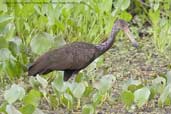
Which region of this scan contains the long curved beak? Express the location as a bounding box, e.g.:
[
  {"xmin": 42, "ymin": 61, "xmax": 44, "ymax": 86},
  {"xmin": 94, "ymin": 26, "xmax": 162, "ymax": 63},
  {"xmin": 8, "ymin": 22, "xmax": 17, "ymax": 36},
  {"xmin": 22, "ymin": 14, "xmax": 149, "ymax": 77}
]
[{"xmin": 124, "ymin": 27, "xmax": 138, "ymax": 48}]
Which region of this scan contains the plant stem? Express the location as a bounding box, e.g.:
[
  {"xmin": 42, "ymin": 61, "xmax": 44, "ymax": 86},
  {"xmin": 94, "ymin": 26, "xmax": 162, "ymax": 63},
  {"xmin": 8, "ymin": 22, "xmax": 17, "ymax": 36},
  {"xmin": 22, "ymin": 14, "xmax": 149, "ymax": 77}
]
[{"xmin": 77, "ymin": 98, "xmax": 81, "ymax": 109}]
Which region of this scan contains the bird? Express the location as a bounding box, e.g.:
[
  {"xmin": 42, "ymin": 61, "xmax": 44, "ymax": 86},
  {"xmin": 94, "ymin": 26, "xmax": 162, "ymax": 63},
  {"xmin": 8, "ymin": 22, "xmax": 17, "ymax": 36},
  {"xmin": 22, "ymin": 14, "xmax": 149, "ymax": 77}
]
[{"xmin": 28, "ymin": 19, "xmax": 138, "ymax": 81}]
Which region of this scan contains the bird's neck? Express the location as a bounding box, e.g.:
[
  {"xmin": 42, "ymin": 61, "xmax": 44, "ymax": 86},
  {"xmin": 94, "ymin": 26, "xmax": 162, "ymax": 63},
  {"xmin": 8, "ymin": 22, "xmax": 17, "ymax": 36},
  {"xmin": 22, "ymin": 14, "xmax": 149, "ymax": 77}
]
[{"xmin": 96, "ymin": 26, "xmax": 119, "ymax": 55}]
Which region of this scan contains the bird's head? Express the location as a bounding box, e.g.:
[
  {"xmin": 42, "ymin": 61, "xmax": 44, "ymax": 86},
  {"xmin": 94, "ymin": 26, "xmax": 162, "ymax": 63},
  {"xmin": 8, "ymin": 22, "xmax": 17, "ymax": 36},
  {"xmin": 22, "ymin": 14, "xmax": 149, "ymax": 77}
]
[{"xmin": 115, "ymin": 19, "xmax": 138, "ymax": 48}]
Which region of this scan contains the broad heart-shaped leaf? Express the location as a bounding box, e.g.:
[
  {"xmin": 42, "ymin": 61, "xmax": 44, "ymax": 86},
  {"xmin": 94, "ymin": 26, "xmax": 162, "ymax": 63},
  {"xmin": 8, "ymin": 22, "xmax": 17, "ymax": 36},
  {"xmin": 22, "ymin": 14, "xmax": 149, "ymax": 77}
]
[
  {"xmin": 8, "ymin": 41, "xmax": 19, "ymax": 57},
  {"xmin": 0, "ymin": 15, "xmax": 14, "ymax": 23},
  {"xmin": 6, "ymin": 104, "xmax": 22, "ymax": 114},
  {"xmin": 23, "ymin": 89, "xmax": 41, "ymax": 107},
  {"xmin": 122, "ymin": 79, "xmax": 142, "ymax": 92},
  {"xmin": 51, "ymin": 73, "xmax": 67, "ymax": 93},
  {"xmin": 121, "ymin": 90, "xmax": 134, "ymax": 107},
  {"xmin": 3, "ymin": 23, "xmax": 15, "ymax": 41},
  {"xmin": 119, "ymin": 11, "xmax": 132, "ymax": 21},
  {"xmin": 152, "ymin": 76, "xmax": 166, "ymax": 93},
  {"xmin": 0, "ymin": 48, "xmax": 15, "ymax": 61},
  {"xmin": 30, "ymin": 32, "xmax": 54, "ymax": 55},
  {"xmin": 36, "ymin": 75, "xmax": 48, "ymax": 89},
  {"xmin": 54, "ymin": 36, "xmax": 66, "ymax": 48},
  {"xmin": 29, "ymin": 76, "xmax": 41, "ymax": 88},
  {"xmin": 92, "ymin": 91, "xmax": 104, "ymax": 106},
  {"xmin": 10, "ymin": 37, "xmax": 22, "ymax": 46},
  {"xmin": 71, "ymin": 82, "xmax": 85, "ymax": 99},
  {"xmin": 4, "ymin": 59, "xmax": 23, "ymax": 79},
  {"xmin": 93, "ymin": 74, "xmax": 115, "ymax": 93},
  {"xmin": 8, "ymin": 37, "xmax": 22, "ymax": 55},
  {"xmin": 158, "ymin": 84, "xmax": 171, "ymax": 105},
  {"xmin": 120, "ymin": 0, "xmax": 130, "ymax": 10},
  {"xmin": 166, "ymin": 71, "xmax": 171, "ymax": 84},
  {"xmin": 134, "ymin": 87, "xmax": 150, "ymax": 108},
  {"xmin": 82, "ymin": 104, "xmax": 94, "ymax": 114},
  {"xmin": 98, "ymin": 0, "xmax": 112, "ymax": 12},
  {"xmin": 114, "ymin": 0, "xmax": 130, "ymax": 11},
  {"xmin": 4, "ymin": 84, "xmax": 25, "ymax": 104},
  {"xmin": 20, "ymin": 104, "xmax": 35, "ymax": 114}
]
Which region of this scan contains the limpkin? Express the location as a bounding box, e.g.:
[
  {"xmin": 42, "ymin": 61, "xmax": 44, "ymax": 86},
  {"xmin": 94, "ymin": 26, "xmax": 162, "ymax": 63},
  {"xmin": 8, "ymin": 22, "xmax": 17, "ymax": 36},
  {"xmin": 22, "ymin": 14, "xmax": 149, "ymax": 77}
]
[{"xmin": 28, "ymin": 19, "xmax": 138, "ymax": 81}]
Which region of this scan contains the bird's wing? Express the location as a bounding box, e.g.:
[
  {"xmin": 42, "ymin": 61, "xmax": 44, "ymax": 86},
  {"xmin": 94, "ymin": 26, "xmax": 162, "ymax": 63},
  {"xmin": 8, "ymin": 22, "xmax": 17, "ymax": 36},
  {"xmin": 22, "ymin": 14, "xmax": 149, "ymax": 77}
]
[
  {"xmin": 47, "ymin": 42, "xmax": 98, "ymax": 70},
  {"xmin": 28, "ymin": 42, "xmax": 98, "ymax": 76}
]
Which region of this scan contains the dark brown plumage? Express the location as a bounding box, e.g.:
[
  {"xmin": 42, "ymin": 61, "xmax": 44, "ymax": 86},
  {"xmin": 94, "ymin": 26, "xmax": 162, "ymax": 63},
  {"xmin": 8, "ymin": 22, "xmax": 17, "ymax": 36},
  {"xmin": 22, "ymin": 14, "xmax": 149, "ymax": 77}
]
[{"xmin": 28, "ymin": 19, "xmax": 138, "ymax": 81}]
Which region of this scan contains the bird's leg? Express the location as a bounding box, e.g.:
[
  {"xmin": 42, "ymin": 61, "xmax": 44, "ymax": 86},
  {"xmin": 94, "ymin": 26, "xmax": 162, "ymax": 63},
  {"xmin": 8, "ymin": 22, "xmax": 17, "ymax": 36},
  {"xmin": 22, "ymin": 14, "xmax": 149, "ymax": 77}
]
[{"xmin": 64, "ymin": 70, "xmax": 79, "ymax": 81}]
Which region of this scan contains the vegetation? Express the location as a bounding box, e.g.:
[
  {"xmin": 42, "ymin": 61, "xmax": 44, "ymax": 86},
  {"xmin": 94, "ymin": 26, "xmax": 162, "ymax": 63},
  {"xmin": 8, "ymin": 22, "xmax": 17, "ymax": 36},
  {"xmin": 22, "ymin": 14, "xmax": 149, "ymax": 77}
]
[{"xmin": 0, "ymin": 0, "xmax": 171, "ymax": 113}]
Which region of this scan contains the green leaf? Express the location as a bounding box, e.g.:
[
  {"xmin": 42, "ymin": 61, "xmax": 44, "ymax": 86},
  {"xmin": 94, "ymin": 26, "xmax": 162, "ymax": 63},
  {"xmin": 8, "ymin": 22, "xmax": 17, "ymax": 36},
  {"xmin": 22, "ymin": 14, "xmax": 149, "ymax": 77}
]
[
  {"xmin": 152, "ymin": 76, "xmax": 166, "ymax": 93},
  {"xmin": 93, "ymin": 74, "xmax": 115, "ymax": 93},
  {"xmin": 158, "ymin": 84, "xmax": 171, "ymax": 105},
  {"xmin": 164, "ymin": 97, "xmax": 171, "ymax": 106},
  {"xmin": 134, "ymin": 87, "xmax": 150, "ymax": 107},
  {"xmin": 0, "ymin": 15, "xmax": 14, "ymax": 23},
  {"xmin": 61, "ymin": 93, "xmax": 73, "ymax": 110},
  {"xmin": 149, "ymin": 87, "xmax": 156, "ymax": 100},
  {"xmin": 0, "ymin": 1, "xmax": 7, "ymax": 12},
  {"xmin": 83, "ymin": 86, "xmax": 94, "ymax": 97},
  {"xmin": 119, "ymin": 11, "xmax": 132, "ymax": 21},
  {"xmin": 4, "ymin": 84, "xmax": 25, "ymax": 104},
  {"xmin": 33, "ymin": 108, "xmax": 44, "ymax": 114},
  {"xmin": 148, "ymin": 10, "xmax": 160, "ymax": 26},
  {"xmin": 166, "ymin": 71, "xmax": 171, "ymax": 84},
  {"xmin": 8, "ymin": 41, "xmax": 19, "ymax": 56},
  {"xmin": 0, "ymin": 37, "xmax": 8, "ymax": 49},
  {"xmin": 115, "ymin": 0, "xmax": 130, "ymax": 11},
  {"xmin": 121, "ymin": 0, "xmax": 130, "ymax": 10},
  {"xmin": 75, "ymin": 72, "xmax": 84, "ymax": 83},
  {"xmin": 36, "ymin": 75, "xmax": 48, "ymax": 89},
  {"xmin": 121, "ymin": 90, "xmax": 134, "ymax": 107},
  {"xmin": 23, "ymin": 89, "xmax": 41, "ymax": 107},
  {"xmin": 55, "ymin": 36, "xmax": 66, "ymax": 48},
  {"xmin": 52, "ymin": 73, "xmax": 67, "ymax": 93},
  {"xmin": 122, "ymin": 79, "xmax": 142, "ymax": 92},
  {"xmin": 0, "ymin": 102, "xmax": 8, "ymax": 113},
  {"xmin": 92, "ymin": 92, "xmax": 104, "ymax": 106},
  {"xmin": 153, "ymin": 0, "xmax": 160, "ymax": 11},
  {"xmin": 34, "ymin": 5, "xmax": 42, "ymax": 16},
  {"xmin": 6, "ymin": 104, "xmax": 22, "ymax": 114},
  {"xmin": 20, "ymin": 104, "xmax": 35, "ymax": 114},
  {"xmin": 3, "ymin": 23, "xmax": 15, "ymax": 41},
  {"xmin": 98, "ymin": 0, "xmax": 113, "ymax": 12},
  {"xmin": 82, "ymin": 104, "xmax": 94, "ymax": 114},
  {"xmin": 4, "ymin": 59, "xmax": 23, "ymax": 78},
  {"xmin": 0, "ymin": 48, "xmax": 15, "ymax": 61},
  {"xmin": 29, "ymin": 76, "xmax": 40, "ymax": 88},
  {"xmin": 72, "ymin": 82, "xmax": 85, "ymax": 99},
  {"xmin": 49, "ymin": 95, "xmax": 59, "ymax": 108},
  {"xmin": 30, "ymin": 32, "xmax": 54, "ymax": 55}
]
